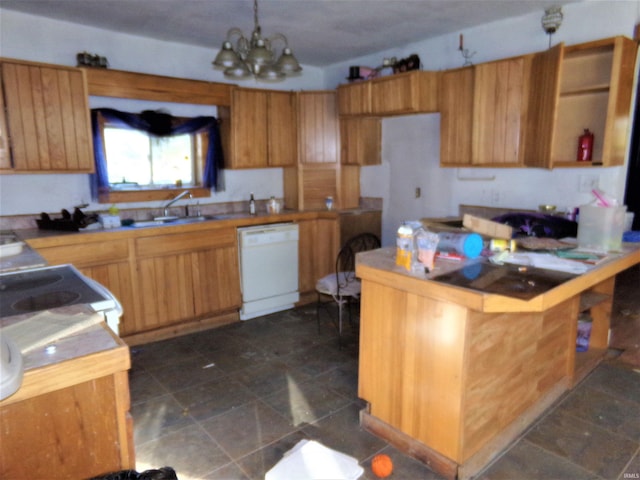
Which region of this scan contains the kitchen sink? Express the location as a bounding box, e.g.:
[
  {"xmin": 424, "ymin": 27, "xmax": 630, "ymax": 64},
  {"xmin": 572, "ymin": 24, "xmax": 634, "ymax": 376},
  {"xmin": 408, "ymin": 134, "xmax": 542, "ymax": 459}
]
[{"xmin": 130, "ymin": 213, "xmax": 249, "ymax": 228}]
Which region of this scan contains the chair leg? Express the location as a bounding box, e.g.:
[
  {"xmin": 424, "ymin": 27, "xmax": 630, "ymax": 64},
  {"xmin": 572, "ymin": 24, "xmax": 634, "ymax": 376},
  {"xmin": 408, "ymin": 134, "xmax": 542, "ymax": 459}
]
[{"xmin": 316, "ymin": 293, "xmax": 322, "ymax": 334}]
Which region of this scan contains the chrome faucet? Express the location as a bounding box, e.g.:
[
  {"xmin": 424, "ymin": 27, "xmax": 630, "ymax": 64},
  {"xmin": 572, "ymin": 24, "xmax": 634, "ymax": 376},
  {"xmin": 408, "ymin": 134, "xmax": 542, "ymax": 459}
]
[{"xmin": 163, "ymin": 190, "xmax": 191, "ymax": 217}]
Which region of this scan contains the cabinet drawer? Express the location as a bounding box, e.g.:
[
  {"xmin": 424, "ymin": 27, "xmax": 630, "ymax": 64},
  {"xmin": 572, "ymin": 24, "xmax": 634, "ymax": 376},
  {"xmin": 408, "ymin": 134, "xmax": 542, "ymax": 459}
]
[
  {"xmin": 36, "ymin": 239, "xmax": 129, "ymax": 266},
  {"xmin": 135, "ymin": 228, "xmax": 236, "ymax": 257}
]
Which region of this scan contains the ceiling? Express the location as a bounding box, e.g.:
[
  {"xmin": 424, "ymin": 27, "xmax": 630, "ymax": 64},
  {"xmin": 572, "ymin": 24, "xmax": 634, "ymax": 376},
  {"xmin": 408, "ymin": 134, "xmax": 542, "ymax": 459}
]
[{"xmin": 0, "ymin": 0, "xmax": 581, "ymax": 67}]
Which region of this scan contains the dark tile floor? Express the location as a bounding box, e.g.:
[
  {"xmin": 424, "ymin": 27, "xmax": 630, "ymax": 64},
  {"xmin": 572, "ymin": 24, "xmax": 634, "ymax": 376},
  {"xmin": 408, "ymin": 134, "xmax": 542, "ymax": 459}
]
[{"xmin": 129, "ymin": 266, "xmax": 640, "ymax": 480}]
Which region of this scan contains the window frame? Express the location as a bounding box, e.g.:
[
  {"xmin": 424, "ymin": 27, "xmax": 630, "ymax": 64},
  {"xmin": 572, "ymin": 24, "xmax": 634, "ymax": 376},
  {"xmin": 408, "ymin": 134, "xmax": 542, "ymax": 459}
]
[{"xmin": 95, "ymin": 111, "xmax": 211, "ymax": 204}]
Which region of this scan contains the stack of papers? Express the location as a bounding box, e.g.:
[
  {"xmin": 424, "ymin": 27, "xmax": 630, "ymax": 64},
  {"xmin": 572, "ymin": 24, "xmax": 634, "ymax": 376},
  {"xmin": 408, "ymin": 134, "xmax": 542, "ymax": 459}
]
[{"xmin": 265, "ymin": 440, "xmax": 363, "ymax": 480}]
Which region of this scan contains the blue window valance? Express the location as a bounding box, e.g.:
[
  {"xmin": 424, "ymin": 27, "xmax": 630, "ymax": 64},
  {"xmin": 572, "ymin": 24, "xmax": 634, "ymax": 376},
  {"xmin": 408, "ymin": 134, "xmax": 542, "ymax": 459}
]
[{"xmin": 90, "ymin": 108, "xmax": 224, "ymax": 199}]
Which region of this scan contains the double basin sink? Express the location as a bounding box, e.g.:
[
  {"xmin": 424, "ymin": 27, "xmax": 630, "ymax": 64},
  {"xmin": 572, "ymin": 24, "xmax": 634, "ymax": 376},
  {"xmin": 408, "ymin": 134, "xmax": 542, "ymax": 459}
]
[{"xmin": 130, "ymin": 213, "xmax": 247, "ymax": 228}]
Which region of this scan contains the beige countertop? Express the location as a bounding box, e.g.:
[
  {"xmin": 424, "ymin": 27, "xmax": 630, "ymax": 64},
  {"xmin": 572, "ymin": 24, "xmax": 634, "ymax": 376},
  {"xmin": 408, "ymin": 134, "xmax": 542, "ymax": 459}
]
[{"xmin": 356, "ymin": 244, "xmax": 640, "ymax": 313}]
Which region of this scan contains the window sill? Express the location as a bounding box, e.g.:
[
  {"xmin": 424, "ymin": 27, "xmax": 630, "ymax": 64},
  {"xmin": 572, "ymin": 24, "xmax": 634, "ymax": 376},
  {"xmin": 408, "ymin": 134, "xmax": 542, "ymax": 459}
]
[{"xmin": 98, "ymin": 187, "xmax": 211, "ymax": 204}]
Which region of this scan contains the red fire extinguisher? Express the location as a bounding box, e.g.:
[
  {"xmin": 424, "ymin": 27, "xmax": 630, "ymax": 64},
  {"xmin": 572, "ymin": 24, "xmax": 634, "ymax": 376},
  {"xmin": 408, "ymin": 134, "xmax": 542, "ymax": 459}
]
[{"xmin": 577, "ymin": 129, "xmax": 594, "ymax": 162}]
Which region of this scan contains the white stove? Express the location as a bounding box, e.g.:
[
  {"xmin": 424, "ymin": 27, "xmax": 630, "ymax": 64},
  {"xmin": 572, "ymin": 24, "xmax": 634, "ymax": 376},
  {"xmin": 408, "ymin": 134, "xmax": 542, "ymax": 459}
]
[{"xmin": 0, "ymin": 264, "xmax": 122, "ymax": 334}]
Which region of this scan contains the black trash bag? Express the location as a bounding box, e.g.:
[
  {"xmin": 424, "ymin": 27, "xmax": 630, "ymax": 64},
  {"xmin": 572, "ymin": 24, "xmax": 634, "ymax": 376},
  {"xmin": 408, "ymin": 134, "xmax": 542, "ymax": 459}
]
[
  {"xmin": 88, "ymin": 466, "xmax": 178, "ymax": 480},
  {"xmin": 492, "ymin": 212, "xmax": 578, "ymax": 239}
]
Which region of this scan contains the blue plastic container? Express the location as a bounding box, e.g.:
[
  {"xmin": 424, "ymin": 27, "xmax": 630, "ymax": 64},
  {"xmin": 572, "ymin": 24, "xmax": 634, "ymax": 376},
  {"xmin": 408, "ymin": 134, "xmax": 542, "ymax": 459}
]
[{"xmin": 437, "ymin": 232, "xmax": 483, "ymax": 259}]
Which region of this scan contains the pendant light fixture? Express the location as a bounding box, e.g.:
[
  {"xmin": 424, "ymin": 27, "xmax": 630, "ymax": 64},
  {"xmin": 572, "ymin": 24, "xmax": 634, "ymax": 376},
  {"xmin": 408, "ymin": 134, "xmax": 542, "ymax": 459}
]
[{"xmin": 212, "ymin": 0, "xmax": 302, "ymax": 81}]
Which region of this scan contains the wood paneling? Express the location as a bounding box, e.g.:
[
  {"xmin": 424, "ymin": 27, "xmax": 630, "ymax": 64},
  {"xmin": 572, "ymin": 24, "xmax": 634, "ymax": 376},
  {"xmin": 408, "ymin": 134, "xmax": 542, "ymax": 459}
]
[
  {"xmin": 298, "ymin": 91, "xmax": 338, "ymax": 164},
  {"xmin": 472, "ymin": 57, "xmax": 526, "ymax": 165},
  {"xmin": 83, "ymin": 67, "xmax": 232, "ymax": 106},
  {"xmin": 340, "ymin": 117, "xmax": 381, "ymax": 165},
  {"xmin": 370, "ymin": 71, "xmax": 439, "ymax": 115},
  {"xmin": 227, "ymin": 88, "xmax": 269, "ymax": 168},
  {"xmin": 439, "ymin": 67, "xmax": 474, "ymax": 166},
  {"xmin": 337, "ymin": 82, "xmax": 372, "ymax": 115},
  {"xmin": 0, "ymin": 59, "xmax": 93, "ymax": 173},
  {"xmin": 339, "ymin": 210, "xmax": 381, "ymax": 244},
  {"xmin": 523, "ymin": 44, "xmax": 563, "ymax": 168},
  {"xmin": 0, "ymin": 343, "xmax": 133, "ymax": 479},
  {"xmin": 268, "ymin": 91, "xmax": 298, "ymax": 167}
]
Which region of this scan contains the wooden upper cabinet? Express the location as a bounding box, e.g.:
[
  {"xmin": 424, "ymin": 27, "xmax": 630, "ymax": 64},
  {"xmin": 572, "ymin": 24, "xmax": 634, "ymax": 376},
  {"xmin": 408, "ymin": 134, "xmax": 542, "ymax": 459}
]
[
  {"xmin": 0, "ymin": 77, "xmax": 10, "ymax": 170},
  {"xmin": 523, "ymin": 44, "xmax": 563, "ymax": 168},
  {"xmin": 225, "ymin": 87, "xmax": 297, "ymax": 169},
  {"xmin": 550, "ymin": 36, "xmax": 637, "ymax": 167},
  {"xmin": 340, "ymin": 116, "xmax": 381, "ymax": 165},
  {"xmin": 226, "ymin": 88, "xmax": 268, "ymax": 169},
  {"xmin": 472, "ymin": 56, "xmax": 527, "ymax": 166},
  {"xmin": 439, "ymin": 66, "xmax": 474, "ymax": 166},
  {"xmin": 267, "ymin": 90, "xmax": 298, "ymax": 167},
  {"xmin": 337, "ymin": 82, "xmax": 372, "ymax": 116},
  {"xmin": 370, "ymin": 70, "xmax": 439, "ymax": 115},
  {"xmin": 0, "ymin": 59, "xmax": 94, "ymax": 173},
  {"xmin": 298, "ymin": 91, "xmax": 339, "ymax": 164}
]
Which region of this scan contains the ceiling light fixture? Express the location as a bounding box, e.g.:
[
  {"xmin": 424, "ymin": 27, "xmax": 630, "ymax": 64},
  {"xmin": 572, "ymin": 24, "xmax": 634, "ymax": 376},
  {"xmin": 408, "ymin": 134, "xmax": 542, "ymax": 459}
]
[
  {"xmin": 541, "ymin": 6, "xmax": 563, "ymax": 48},
  {"xmin": 212, "ymin": 0, "xmax": 302, "ymax": 81}
]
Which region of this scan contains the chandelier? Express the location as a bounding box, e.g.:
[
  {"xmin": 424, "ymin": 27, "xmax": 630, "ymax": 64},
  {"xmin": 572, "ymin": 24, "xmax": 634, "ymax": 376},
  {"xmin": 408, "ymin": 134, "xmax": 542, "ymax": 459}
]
[{"xmin": 212, "ymin": 0, "xmax": 302, "ymax": 81}]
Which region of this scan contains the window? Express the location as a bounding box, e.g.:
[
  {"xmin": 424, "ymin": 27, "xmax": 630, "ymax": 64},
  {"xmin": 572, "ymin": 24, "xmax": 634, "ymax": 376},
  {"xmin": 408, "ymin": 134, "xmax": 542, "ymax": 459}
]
[
  {"xmin": 91, "ymin": 108, "xmax": 223, "ymax": 204},
  {"xmin": 103, "ymin": 125, "xmax": 198, "ymax": 188}
]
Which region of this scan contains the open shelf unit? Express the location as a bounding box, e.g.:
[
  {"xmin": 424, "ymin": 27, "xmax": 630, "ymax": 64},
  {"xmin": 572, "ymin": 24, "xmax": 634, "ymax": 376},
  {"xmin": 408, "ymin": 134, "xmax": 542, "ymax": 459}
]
[
  {"xmin": 573, "ymin": 277, "xmax": 615, "ymax": 385},
  {"xmin": 550, "ymin": 37, "xmax": 636, "ymax": 168}
]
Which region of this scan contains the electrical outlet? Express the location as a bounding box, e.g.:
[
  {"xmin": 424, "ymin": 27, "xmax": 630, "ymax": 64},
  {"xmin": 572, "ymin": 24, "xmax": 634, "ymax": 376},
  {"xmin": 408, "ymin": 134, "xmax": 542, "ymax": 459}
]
[
  {"xmin": 415, "ymin": 187, "xmax": 421, "ymax": 198},
  {"xmin": 491, "ymin": 189, "xmax": 500, "ymax": 205},
  {"xmin": 578, "ymin": 174, "xmax": 598, "ymax": 193}
]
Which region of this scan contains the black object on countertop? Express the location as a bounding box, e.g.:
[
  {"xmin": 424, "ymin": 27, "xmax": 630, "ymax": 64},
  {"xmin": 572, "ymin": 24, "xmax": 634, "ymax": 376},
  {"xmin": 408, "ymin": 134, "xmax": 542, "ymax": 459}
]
[
  {"xmin": 431, "ymin": 260, "xmax": 576, "ymax": 300},
  {"xmin": 492, "ymin": 212, "xmax": 578, "ymax": 239},
  {"xmin": 36, "ymin": 208, "xmax": 99, "ymax": 231}
]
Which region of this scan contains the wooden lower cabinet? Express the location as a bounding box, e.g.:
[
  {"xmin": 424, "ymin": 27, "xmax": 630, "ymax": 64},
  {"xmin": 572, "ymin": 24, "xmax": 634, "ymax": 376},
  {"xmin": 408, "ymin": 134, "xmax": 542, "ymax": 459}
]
[
  {"xmin": 30, "ymin": 238, "xmax": 138, "ymax": 337},
  {"xmin": 134, "ymin": 228, "xmax": 241, "ymax": 333},
  {"xmin": 0, "ymin": 330, "xmax": 133, "ymax": 479},
  {"xmin": 297, "ymin": 217, "xmax": 339, "ymax": 300},
  {"xmin": 28, "ymin": 214, "xmax": 336, "ymax": 341}
]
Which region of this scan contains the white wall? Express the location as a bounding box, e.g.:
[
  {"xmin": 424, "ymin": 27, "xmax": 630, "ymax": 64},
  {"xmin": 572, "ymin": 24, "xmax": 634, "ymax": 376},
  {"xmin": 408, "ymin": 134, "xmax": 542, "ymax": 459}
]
[
  {"xmin": 0, "ymin": 9, "xmax": 325, "ymax": 216},
  {"xmin": 324, "ymin": 0, "xmax": 640, "ymax": 246},
  {"xmin": 1, "ymin": 3, "xmax": 639, "ymax": 222}
]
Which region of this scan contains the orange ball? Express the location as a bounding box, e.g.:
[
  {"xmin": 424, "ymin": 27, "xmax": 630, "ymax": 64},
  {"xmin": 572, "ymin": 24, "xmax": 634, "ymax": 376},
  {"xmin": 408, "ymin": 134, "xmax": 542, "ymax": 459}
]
[{"xmin": 371, "ymin": 453, "xmax": 393, "ymax": 478}]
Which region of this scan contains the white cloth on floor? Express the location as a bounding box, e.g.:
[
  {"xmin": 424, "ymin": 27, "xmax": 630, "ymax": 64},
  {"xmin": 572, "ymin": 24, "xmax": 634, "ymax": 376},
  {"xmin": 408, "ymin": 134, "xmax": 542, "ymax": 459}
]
[{"xmin": 265, "ymin": 439, "xmax": 363, "ymax": 480}]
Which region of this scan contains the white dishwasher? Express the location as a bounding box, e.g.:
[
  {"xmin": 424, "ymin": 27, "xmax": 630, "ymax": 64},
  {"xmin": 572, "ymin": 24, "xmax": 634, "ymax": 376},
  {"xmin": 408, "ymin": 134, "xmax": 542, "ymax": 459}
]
[{"xmin": 237, "ymin": 223, "xmax": 299, "ymax": 320}]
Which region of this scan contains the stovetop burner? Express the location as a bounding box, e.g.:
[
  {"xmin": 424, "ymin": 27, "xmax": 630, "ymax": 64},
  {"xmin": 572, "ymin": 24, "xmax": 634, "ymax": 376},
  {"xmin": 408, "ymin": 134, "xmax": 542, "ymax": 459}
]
[
  {"xmin": 0, "ymin": 265, "xmax": 115, "ymax": 317},
  {"xmin": 12, "ymin": 290, "xmax": 82, "ymax": 312}
]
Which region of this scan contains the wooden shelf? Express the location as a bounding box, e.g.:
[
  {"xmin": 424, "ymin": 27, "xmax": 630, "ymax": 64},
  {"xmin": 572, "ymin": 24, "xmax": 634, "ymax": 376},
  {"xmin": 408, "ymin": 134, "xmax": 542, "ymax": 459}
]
[{"xmin": 579, "ymin": 291, "xmax": 611, "ymax": 312}]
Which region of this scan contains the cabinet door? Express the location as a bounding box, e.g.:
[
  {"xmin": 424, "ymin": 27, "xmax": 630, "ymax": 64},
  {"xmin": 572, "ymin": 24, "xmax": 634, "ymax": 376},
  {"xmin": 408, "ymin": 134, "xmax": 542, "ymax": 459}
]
[
  {"xmin": 0, "ymin": 77, "xmax": 9, "ymax": 169},
  {"xmin": 523, "ymin": 44, "xmax": 563, "ymax": 168},
  {"xmin": 337, "ymin": 82, "xmax": 372, "ymax": 116},
  {"xmin": 472, "ymin": 57, "xmax": 526, "ymax": 165},
  {"xmin": 439, "ymin": 67, "xmax": 474, "ymax": 166},
  {"xmin": 298, "ymin": 91, "xmax": 338, "ymax": 164},
  {"xmin": 267, "ymin": 91, "xmax": 297, "ymax": 167},
  {"xmin": 340, "ymin": 117, "xmax": 381, "ymax": 166},
  {"xmin": 1, "ymin": 60, "xmax": 94, "ymax": 173},
  {"xmin": 297, "ymin": 218, "xmax": 339, "ymax": 295},
  {"xmin": 135, "ymin": 228, "xmax": 240, "ymax": 332},
  {"xmin": 227, "ymin": 88, "xmax": 268, "ymax": 168},
  {"xmin": 371, "ymin": 71, "xmax": 439, "ymax": 115}
]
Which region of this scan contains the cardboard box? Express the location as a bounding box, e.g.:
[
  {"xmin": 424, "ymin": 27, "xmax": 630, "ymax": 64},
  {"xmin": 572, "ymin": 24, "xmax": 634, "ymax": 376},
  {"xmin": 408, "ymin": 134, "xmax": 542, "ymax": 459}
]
[{"xmin": 462, "ymin": 214, "xmax": 513, "ymax": 239}]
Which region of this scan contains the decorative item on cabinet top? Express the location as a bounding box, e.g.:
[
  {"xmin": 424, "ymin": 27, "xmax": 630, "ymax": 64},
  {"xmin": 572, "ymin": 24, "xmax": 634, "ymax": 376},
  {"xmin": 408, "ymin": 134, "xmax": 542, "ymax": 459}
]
[{"xmin": 76, "ymin": 52, "xmax": 109, "ymax": 68}]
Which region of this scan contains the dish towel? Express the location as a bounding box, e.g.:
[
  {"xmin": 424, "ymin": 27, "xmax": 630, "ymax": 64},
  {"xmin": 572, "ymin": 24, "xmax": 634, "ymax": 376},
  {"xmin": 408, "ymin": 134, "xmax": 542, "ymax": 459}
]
[{"xmin": 265, "ymin": 439, "xmax": 363, "ymax": 480}]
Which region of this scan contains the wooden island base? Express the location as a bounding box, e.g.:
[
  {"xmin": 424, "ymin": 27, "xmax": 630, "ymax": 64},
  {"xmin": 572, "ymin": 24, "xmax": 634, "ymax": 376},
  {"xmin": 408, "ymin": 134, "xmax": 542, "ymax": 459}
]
[{"xmin": 355, "ymin": 246, "xmax": 640, "ymax": 480}]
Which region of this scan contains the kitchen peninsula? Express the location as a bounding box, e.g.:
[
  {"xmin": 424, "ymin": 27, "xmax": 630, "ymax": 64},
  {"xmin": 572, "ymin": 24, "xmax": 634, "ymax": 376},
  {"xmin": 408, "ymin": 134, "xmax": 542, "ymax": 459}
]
[{"xmin": 355, "ymin": 245, "xmax": 640, "ymax": 479}]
